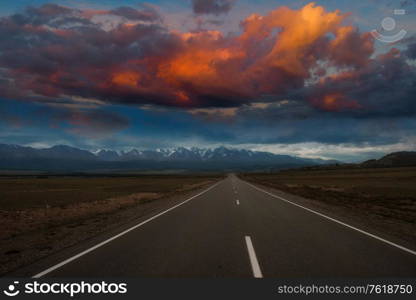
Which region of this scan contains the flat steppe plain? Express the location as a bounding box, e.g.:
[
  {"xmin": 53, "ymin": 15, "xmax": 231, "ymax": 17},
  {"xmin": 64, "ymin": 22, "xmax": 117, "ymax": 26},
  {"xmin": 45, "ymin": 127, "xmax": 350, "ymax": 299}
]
[
  {"xmin": 0, "ymin": 174, "xmax": 222, "ymax": 275},
  {"xmin": 240, "ymin": 167, "xmax": 416, "ymax": 250}
]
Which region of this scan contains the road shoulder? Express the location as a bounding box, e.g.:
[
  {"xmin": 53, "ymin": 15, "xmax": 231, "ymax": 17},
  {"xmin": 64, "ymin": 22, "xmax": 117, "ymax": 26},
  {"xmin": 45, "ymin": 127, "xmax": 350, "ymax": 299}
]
[
  {"xmin": 240, "ymin": 178, "xmax": 416, "ymax": 252},
  {"xmin": 4, "ymin": 179, "xmax": 222, "ymax": 277}
]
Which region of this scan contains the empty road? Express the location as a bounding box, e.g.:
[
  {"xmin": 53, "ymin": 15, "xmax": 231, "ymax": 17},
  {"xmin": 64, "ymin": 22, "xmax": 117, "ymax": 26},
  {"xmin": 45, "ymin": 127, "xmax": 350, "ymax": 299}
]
[{"xmin": 30, "ymin": 175, "xmax": 416, "ymax": 278}]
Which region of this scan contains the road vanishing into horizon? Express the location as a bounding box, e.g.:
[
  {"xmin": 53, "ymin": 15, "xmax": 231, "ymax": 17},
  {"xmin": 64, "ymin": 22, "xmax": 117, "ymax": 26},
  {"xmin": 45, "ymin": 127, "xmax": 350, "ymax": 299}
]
[{"xmin": 29, "ymin": 175, "xmax": 416, "ymax": 278}]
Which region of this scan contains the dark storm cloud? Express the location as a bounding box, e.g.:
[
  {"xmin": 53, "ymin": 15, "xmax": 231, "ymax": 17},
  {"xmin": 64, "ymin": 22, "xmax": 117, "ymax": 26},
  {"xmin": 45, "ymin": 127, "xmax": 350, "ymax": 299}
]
[
  {"xmin": 10, "ymin": 4, "xmax": 94, "ymax": 28},
  {"xmin": 10, "ymin": 3, "xmax": 161, "ymax": 27},
  {"xmin": 226, "ymin": 46, "xmax": 416, "ymax": 145},
  {"xmin": 109, "ymin": 6, "xmax": 161, "ymax": 21},
  {"xmin": 304, "ymin": 48, "xmax": 416, "ymax": 117},
  {"xmin": 405, "ymin": 41, "xmax": 416, "ymax": 58},
  {"xmin": 0, "ymin": 4, "xmax": 181, "ymax": 107},
  {"xmin": 191, "ymin": 0, "xmax": 236, "ymax": 15}
]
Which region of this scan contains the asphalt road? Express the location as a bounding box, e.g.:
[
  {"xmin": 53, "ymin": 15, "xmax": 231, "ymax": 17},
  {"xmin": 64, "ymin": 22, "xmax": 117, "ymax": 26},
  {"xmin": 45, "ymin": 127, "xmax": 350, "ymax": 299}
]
[{"xmin": 31, "ymin": 175, "xmax": 416, "ymax": 278}]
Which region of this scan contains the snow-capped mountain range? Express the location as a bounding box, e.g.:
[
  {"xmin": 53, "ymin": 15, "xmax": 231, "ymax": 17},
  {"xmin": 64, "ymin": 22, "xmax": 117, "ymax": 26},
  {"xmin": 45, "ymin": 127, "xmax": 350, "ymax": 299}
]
[
  {"xmin": 96, "ymin": 146, "xmax": 333, "ymax": 164},
  {"xmin": 0, "ymin": 144, "xmax": 337, "ymax": 171}
]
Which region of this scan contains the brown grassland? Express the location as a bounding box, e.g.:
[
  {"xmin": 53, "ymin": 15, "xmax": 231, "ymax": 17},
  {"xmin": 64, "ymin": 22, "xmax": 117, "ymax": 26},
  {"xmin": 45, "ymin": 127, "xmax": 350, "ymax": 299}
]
[
  {"xmin": 0, "ymin": 174, "xmax": 222, "ymax": 275},
  {"xmin": 240, "ymin": 167, "xmax": 416, "ymax": 248}
]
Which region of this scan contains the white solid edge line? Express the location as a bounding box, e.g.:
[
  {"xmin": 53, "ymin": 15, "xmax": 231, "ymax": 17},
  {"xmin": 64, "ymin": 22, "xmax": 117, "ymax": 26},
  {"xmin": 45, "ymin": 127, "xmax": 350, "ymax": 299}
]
[
  {"xmin": 244, "ymin": 181, "xmax": 416, "ymax": 256},
  {"xmin": 32, "ymin": 180, "xmax": 223, "ymax": 278},
  {"xmin": 245, "ymin": 236, "xmax": 263, "ymax": 278}
]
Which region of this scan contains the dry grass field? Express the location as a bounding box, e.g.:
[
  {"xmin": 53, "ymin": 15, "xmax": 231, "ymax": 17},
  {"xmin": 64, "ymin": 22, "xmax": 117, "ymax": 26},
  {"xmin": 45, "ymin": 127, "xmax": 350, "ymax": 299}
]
[
  {"xmin": 0, "ymin": 175, "xmax": 220, "ymax": 210},
  {"xmin": 241, "ymin": 167, "xmax": 416, "ymax": 246},
  {"xmin": 0, "ymin": 174, "xmax": 222, "ymax": 275}
]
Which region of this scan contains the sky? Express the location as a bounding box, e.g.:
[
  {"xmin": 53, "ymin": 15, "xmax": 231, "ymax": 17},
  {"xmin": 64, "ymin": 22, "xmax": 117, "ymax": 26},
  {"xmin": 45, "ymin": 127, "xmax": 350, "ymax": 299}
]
[{"xmin": 0, "ymin": 0, "xmax": 415, "ymax": 162}]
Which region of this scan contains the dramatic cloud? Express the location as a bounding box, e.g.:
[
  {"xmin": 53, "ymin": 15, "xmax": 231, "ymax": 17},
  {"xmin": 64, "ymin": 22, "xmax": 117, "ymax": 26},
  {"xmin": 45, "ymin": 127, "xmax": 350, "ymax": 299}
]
[
  {"xmin": 0, "ymin": 2, "xmax": 415, "ymax": 119},
  {"xmin": 191, "ymin": 0, "xmax": 236, "ymax": 15}
]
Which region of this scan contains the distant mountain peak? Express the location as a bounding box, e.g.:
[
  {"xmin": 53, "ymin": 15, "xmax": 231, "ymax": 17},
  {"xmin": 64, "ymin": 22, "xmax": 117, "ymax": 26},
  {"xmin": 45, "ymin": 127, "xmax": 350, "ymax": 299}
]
[{"xmin": 362, "ymin": 151, "xmax": 416, "ymax": 167}]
